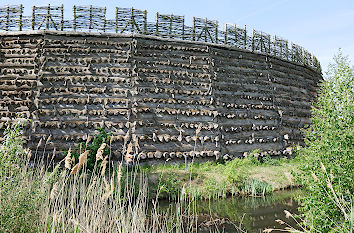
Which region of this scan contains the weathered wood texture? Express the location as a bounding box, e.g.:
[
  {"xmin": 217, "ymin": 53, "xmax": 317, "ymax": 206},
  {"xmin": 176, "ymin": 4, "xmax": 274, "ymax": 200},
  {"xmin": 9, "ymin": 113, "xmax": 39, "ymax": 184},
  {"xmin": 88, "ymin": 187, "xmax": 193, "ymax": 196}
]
[
  {"xmin": 0, "ymin": 5, "xmax": 321, "ymax": 73},
  {"xmin": 0, "ymin": 31, "xmax": 323, "ymax": 161}
]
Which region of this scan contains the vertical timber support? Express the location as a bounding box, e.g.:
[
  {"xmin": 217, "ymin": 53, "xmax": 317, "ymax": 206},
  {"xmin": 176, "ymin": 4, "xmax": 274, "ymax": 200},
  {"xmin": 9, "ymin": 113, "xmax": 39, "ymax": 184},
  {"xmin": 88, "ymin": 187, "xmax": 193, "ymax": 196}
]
[
  {"xmin": 19, "ymin": 4, "xmax": 23, "ymax": 31},
  {"xmin": 60, "ymin": 4, "xmax": 64, "ymax": 31},
  {"xmin": 155, "ymin": 12, "xmax": 159, "ymax": 36},
  {"xmin": 32, "ymin": 6, "xmax": 36, "ymax": 30},
  {"xmin": 73, "ymin": 5, "xmax": 76, "ymax": 31}
]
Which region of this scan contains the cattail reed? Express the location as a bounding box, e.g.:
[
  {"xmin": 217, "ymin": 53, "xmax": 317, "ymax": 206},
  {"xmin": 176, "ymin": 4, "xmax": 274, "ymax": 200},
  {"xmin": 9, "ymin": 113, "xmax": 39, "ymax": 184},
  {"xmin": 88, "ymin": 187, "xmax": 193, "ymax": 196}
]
[
  {"xmin": 96, "ymin": 143, "xmax": 106, "ymax": 161},
  {"xmin": 37, "ymin": 138, "xmax": 43, "ymax": 148},
  {"xmin": 86, "ymin": 135, "xmax": 92, "ymax": 147},
  {"xmin": 65, "ymin": 148, "xmax": 72, "ymax": 169},
  {"xmin": 101, "ymin": 156, "xmax": 108, "ymax": 175},
  {"xmin": 79, "ymin": 150, "xmax": 89, "ymax": 167}
]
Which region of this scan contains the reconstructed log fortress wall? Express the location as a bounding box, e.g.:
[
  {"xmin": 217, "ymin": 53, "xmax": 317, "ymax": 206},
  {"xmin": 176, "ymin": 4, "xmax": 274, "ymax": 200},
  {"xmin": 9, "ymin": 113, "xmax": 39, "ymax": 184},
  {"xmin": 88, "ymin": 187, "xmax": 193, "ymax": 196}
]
[{"xmin": 0, "ymin": 31, "xmax": 322, "ymax": 161}]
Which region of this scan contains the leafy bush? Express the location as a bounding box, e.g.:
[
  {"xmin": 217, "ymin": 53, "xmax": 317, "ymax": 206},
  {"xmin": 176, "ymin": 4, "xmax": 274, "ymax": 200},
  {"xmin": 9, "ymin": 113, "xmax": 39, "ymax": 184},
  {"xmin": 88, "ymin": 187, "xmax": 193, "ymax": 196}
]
[
  {"xmin": 297, "ymin": 50, "xmax": 353, "ymax": 232},
  {"xmin": 69, "ymin": 128, "xmax": 111, "ymax": 171},
  {"xmin": 0, "ymin": 119, "xmax": 47, "ymax": 233}
]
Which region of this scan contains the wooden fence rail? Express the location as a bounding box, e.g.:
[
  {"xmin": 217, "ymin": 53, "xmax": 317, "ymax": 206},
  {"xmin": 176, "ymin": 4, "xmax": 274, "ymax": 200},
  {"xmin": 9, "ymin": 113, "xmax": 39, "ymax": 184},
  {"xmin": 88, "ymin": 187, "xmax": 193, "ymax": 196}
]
[{"xmin": 0, "ymin": 4, "xmax": 321, "ymax": 72}]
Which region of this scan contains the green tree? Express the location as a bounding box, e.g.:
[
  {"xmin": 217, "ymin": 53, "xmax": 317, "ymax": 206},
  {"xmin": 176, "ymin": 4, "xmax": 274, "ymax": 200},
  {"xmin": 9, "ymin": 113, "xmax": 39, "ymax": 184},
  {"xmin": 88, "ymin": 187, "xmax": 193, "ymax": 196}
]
[{"xmin": 297, "ymin": 49, "xmax": 353, "ymax": 232}]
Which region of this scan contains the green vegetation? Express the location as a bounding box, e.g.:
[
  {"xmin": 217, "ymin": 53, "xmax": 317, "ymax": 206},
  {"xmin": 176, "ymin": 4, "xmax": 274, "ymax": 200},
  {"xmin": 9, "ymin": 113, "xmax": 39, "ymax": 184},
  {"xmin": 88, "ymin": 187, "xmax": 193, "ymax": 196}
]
[
  {"xmin": 294, "ymin": 50, "xmax": 353, "ymax": 232},
  {"xmin": 0, "ymin": 120, "xmax": 199, "ymax": 232},
  {"xmin": 143, "ymin": 154, "xmax": 300, "ymax": 200},
  {"xmin": 0, "ymin": 119, "xmax": 45, "ymax": 232},
  {"xmin": 1, "ymin": 50, "xmax": 352, "ymax": 232},
  {"xmin": 68, "ymin": 128, "xmax": 111, "ymax": 171}
]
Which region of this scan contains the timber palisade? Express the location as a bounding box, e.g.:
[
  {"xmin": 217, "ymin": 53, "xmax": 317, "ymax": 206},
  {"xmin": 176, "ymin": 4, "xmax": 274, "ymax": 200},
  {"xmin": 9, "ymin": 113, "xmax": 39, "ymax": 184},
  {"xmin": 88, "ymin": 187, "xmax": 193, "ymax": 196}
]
[{"xmin": 0, "ymin": 5, "xmax": 323, "ymax": 162}]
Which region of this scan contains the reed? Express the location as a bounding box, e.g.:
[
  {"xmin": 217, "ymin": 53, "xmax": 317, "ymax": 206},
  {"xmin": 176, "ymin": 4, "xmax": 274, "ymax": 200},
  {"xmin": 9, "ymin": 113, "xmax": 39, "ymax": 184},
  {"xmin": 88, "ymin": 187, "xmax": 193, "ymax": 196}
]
[{"xmin": 0, "ymin": 118, "xmax": 199, "ymax": 233}]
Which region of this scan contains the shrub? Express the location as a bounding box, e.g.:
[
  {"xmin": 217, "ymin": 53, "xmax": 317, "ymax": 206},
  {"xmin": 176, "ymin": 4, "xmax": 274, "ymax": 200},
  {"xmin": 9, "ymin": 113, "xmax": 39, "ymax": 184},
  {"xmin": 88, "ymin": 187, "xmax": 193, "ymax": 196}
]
[
  {"xmin": 297, "ymin": 50, "xmax": 353, "ymax": 232},
  {"xmin": 69, "ymin": 128, "xmax": 111, "ymax": 171},
  {"xmin": 0, "ymin": 119, "xmax": 47, "ymax": 233}
]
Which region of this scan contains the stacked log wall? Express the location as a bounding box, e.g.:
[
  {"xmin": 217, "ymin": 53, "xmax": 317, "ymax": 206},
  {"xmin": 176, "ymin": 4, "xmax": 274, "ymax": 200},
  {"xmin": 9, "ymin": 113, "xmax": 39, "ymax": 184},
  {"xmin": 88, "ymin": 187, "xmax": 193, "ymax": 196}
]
[{"xmin": 0, "ymin": 31, "xmax": 322, "ymax": 161}]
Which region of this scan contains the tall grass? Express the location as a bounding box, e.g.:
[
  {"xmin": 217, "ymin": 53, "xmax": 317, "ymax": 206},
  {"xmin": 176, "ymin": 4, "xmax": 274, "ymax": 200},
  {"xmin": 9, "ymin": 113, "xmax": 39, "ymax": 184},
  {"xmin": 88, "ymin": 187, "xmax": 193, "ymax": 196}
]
[{"xmin": 0, "ymin": 119, "xmax": 198, "ymax": 233}]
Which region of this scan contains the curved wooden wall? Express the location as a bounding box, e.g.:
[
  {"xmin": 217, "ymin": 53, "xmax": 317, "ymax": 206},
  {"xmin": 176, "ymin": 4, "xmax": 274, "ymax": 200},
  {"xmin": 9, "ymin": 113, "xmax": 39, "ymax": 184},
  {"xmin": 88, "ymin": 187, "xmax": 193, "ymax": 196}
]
[{"xmin": 0, "ymin": 31, "xmax": 323, "ymax": 162}]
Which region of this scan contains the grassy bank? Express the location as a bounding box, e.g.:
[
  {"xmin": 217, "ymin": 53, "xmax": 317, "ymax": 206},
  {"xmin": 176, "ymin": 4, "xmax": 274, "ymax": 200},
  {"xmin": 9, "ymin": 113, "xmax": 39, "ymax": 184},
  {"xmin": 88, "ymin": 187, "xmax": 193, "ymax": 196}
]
[{"xmin": 141, "ymin": 155, "xmax": 300, "ymax": 200}]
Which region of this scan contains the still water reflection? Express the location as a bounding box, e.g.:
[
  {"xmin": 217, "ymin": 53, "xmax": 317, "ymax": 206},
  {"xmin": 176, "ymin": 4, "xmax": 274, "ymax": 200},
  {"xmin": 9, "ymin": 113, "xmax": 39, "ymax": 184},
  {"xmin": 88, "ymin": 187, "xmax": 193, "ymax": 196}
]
[{"xmin": 158, "ymin": 189, "xmax": 302, "ymax": 233}]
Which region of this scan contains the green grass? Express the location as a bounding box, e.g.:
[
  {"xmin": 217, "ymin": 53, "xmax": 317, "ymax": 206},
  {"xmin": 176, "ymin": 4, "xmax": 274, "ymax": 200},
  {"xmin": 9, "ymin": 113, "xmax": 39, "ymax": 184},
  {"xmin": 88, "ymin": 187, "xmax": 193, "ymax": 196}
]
[{"xmin": 142, "ymin": 155, "xmax": 301, "ymax": 200}]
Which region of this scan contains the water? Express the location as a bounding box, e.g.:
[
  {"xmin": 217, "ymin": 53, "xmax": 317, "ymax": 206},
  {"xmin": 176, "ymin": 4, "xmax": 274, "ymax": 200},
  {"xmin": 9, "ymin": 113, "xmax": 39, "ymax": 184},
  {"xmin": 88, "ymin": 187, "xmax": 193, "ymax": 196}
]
[{"xmin": 158, "ymin": 189, "xmax": 303, "ymax": 232}]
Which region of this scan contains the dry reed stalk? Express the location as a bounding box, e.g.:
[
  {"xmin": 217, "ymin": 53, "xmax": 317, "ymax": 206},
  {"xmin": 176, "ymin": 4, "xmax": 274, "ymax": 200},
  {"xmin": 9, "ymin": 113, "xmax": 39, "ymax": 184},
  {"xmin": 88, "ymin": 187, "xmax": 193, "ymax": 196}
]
[
  {"xmin": 51, "ymin": 147, "xmax": 56, "ymax": 161},
  {"xmin": 96, "ymin": 143, "xmax": 106, "ymax": 161},
  {"xmin": 70, "ymin": 149, "xmax": 89, "ymax": 174},
  {"xmin": 87, "ymin": 177, "xmax": 97, "ymax": 195},
  {"xmin": 26, "ymin": 149, "xmax": 32, "ymax": 160},
  {"xmin": 320, "ymin": 162, "xmax": 326, "ymax": 172},
  {"xmin": 311, "ymin": 171, "xmax": 319, "ymax": 182},
  {"xmin": 50, "ymin": 182, "xmax": 59, "ymax": 200},
  {"xmin": 101, "ymin": 176, "xmax": 114, "ymax": 201},
  {"xmin": 65, "ymin": 148, "xmax": 72, "ymax": 169},
  {"xmin": 37, "ymin": 138, "xmax": 43, "ymax": 148},
  {"xmin": 71, "ymin": 162, "xmax": 81, "ymax": 174},
  {"xmin": 46, "ymin": 135, "xmax": 52, "ymax": 144},
  {"xmin": 124, "ymin": 130, "xmax": 130, "ymax": 143},
  {"xmin": 125, "ymin": 142, "xmax": 133, "ymax": 164},
  {"xmin": 101, "ymin": 156, "xmax": 108, "ymax": 175},
  {"xmin": 284, "ymin": 210, "xmax": 293, "ymax": 219},
  {"xmin": 117, "ymin": 162, "xmax": 122, "ymax": 183},
  {"xmin": 86, "ymin": 135, "xmax": 92, "ymax": 147},
  {"xmin": 79, "ymin": 150, "xmax": 89, "ymax": 167},
  {"xmin": 134, "ymin": 137, "xmax": 139, "ymax": 154}
]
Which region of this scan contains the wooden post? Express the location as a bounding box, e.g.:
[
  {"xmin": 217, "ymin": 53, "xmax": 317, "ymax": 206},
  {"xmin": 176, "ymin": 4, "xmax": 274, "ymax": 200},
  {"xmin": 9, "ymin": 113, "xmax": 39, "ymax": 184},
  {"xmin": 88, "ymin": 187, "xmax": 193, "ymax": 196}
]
[
  {"xmin": 193, "ymin": 17, "xmax": 196, "ymax": 41},
  {"xmin": 32, "ymin": 6, "xmax": 36, "ymax": 30},
  {"xmin": 260, "ymin": 31, "xmax": 263, "ymax": 52},
  {"xmin": 89, "ymin": 5, "xmax": 93, "ymax": 31},
  {"xmin": 182, "ymin": 15, "xmax": 185, "ymax": 40},
  {"xmin": 5, "ymin": 6, "xmax": 9, "ymax": 31},
  {"xmin": 215, "ymin": 20, "xmax": 218, "ymax": 43},
  {"xmin": 73, "ymin": 5, "xmax": 76, "ymax": 31},
  {"xmin": 251, "ymin": 29, "xmax": 255, "ymax": 52},
  {"xmin": 169, "ymin": 14, "xmax": 173, "ymax": 38},
  {"xmin": 19, "ymin": 4, "xmax": 23, "ymax": 31},
  {"xmin": 46, "ymin": 4, "xmax": 50, "ymax": 30},
  {"xmin": 224, "ymin": 24, "xmax": 228, "ymax": 44},
  {"xmin": 115, "ymin": 7, "xmax": 118, "ymax": 33},
  {"xmin": 144, "ymin": 10, "xmax": 147, "ymax": 34},
  {"xmin": 244, "ymin": 25, "xmax": 247, "ymax": 49},
  {"xmin": 155, "ymin": 12, "xmax": 159, "ymax": 36},
  {"xmin": 60, "ymin": 4, "xmax": 64, "ymax": 31},
  {"xmin": 103, "ymin": 7, "xmax": 107, "ymax": 32},
  {"xmin": 273, "ymin": 35, "xmax": 276, "ymax": 56},
  {"xmin": 204, "ymin": 18, "xmax": 207, "ymax": 42},
  {"xmin": 280, "ymin": 38, "xmax": 283, "ymax": 58},
  {"xmin": 130, "ymin": 7, "xmax": 134, "ymax": 33},
  {"xmin": 268, "ymin": 34, "xmax": 271, "ymax": 54},
  {"xmin": 234, "ymin": 24, "xmax": 237, "ymax": 46},
  {"xmin": 289, "ymin": 42, "xmax": 293, "ymax": 61},
  {"xmin": 285, "ymin": 40, "xmax": 288, "ymax": 60}
]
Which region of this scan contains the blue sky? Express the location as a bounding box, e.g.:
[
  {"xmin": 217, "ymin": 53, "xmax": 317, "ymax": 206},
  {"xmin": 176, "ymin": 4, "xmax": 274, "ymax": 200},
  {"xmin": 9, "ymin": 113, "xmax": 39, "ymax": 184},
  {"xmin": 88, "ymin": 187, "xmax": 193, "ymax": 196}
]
[{"xmin": 2, "ymin": 0, "xmax": 353, "ymax": 73}]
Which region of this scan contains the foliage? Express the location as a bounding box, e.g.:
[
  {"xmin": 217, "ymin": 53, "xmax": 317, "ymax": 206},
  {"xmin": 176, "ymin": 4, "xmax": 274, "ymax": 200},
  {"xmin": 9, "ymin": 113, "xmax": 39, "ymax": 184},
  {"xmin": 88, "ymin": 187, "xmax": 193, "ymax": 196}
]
[
  {"xmin": 69, "ymin": 128, "xmax": 111, "ymax": 171},
  {"xmin": 239, "ymin": 179, "xmax": 273, "ymax": 197},
  {"xmin": 297, "ymin": 49, "xmax": 353, "ymax": 232},
  {"xmin": 144, "ymin": 155, "xmax": 298, "ymax": 200},
  {"xmin": 0, "ymin": 119, "xmax": 47, "ymax": 233},
  {"xmin": 155, "ymin": 173, "xmax": 183, "ymax": 200},
  {"xmin": 0, "ymin": 119, "xmax": 199, "ymax": 232}
]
